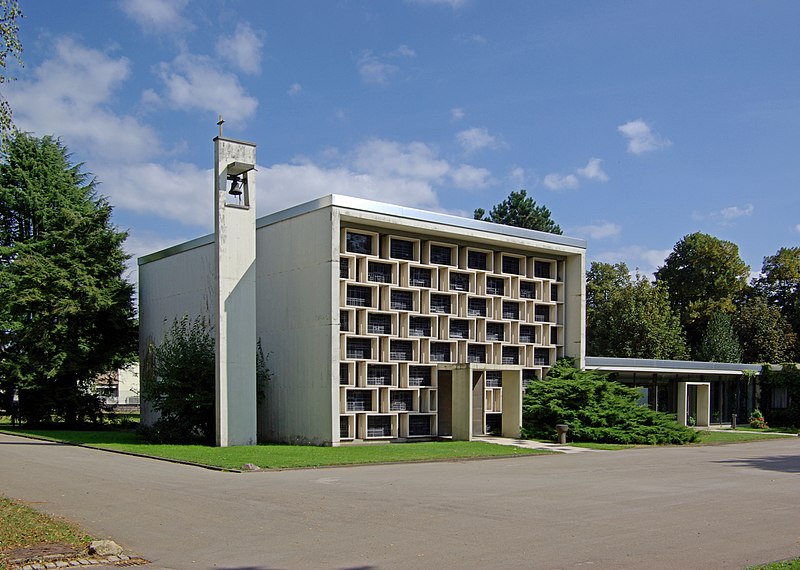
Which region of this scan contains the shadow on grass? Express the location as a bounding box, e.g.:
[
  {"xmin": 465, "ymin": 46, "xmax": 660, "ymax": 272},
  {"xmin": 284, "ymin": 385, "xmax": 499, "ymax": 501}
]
[
  {"xmin": 0, "ymin": 427, "xmax": 142, "ymax": 446},
  {"xmin": 715, "ymin": 455, "xmax": 800, "ymax": 474}
]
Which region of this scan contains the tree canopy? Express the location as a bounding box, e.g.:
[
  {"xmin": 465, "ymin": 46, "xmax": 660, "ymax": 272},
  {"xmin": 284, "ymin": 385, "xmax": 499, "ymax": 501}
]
[
  {"xmin": 754, "ymin": 247, "xmax": 800, "ymax": 339},
  {"xmin": 586, "ymin": 261, "xmax": 688, "ymax": 360},
  {"xmin": 473, "ymin": 189, "xmax": 562, "ymax": 234},
  {"xmin": 695, "ymin": 311, "xmax": 742, "ymax": 363},
  {"xmin": 655, "ymin": 232, "xmax": 749, "ymax": 353},
  {"xmin": 0, "ymin": 133, "xmax": 136, "ymax": 424},
  {"xmin": 733, "ymin": 295, "xmax": 796, "ymax": 364},
  {"xmin": 0, "ymin": 0, "xmax": 22, "ymax": 139}
]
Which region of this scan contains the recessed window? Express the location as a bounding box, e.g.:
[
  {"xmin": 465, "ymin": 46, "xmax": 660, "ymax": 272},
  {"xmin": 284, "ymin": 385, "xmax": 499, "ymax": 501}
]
[
  {"xmin": 429, "ymin": 244, "xmax": 453, "ymax": 265},
  {"xmin": 535, "ymin": 305, "xmax": 550, "ymax": 322},
  {"xmin": 467, "ymin": 250, "xmax": 487, "ymax": 271},
  {"xmin": 467, "ymin": 344, "xmax": 486, "ymax": 363},
  {"xmin": 449, "ymin": 319, "xmax": 470, "ymax": 339},
  {"xmin": 367, "ymin": 364, "xmax": 393, "ymax": 386},
  {"xmin": 346, "ymin": 232, "xmax": 372, "ymax": 255},
  {"xmin": 408, "ymin": 415, "xmax": 431, "ymax": 436},
  {"xmin": 367, "ymin": 261, "xmax": 393, "ymax": 283},
  {"xmin": 408, "ymin": 366, "xmax": 432, "ymax": 387},
  {"xmin": 502, "ymin": 301, "xmax": 520, "ymax": 320},
  {"xmin": 410, "ymin": 267, "xmax": 432, "ymax": 288},
  {"xmin": 520, "ymin": 281, "xmax": 537, "ymax": 299},
  {"xmin": 502, "ymin": 256, "xmax": 521, "ymax": 275},
  {"xmin": 390, "ymin": 392, "xmax": 413, "ymax": 411},
  {"xmin": 390, "ymin": 340, "xmax": 414, "ymax": 361},
  {"xmin": 430, "ymin": 294, "xmax": 452, "ymax": 314},
  {"xmin": 449, "ymin": 272, "xmax": 470, "ymax": 292},
  {"xmin": 390, "ymin": 238, "xmax": 415, "ymax": 260},
  {"xmin": 390, "ymin": 290, "xmax": 414, "ymax": 311},
  {"xmin": 346, "ymin": 285, "xmax": 372, "ymax": 307},
  {"xmin": 367, "ymin": 313, "xmax": 392, "ymax": 335},
  {"xmin": 409, "ymin": 316, "xmax": 432, "ymax": 337},
  {"xmin": 486, "ymin": 322, "xmax": 505, "ymax": 341},
  {"xmin": 430, "ymin": 342, "xmax": 451, "ymax": 362},
  {"xmin": 468, "ymin": 298, "xmax": 487, "ymax": 317},
  {"xmin": 346, "ymin": 338, "xmax": 372, "ymax": 360},
  {"xmin": 346, "ymin": 390, "xmax": 373, "ymax": 411},
  {"xmin": 534, "ymin": 260, "xmax": 551, "ymax": 279},
  {"xmin": 486, "ymin": 277, "xmax": 505, "ymax": 296},
  {"xmin": 519, "ymin": 325, "xmax": 536, "ymax": 344},
  {"xmin": 485, "ymin": 371, "xmax": 502, "ymax": 388},
  {"xmin": 502, "ymin": 346, "xmax": 519, "ymax": 365}
]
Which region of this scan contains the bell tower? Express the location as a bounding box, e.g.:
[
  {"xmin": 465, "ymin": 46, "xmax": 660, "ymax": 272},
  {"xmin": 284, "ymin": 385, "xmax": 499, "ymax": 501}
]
[{"xmin": 214, "ymin": 122, "xmax": 257, "ymax": 447}]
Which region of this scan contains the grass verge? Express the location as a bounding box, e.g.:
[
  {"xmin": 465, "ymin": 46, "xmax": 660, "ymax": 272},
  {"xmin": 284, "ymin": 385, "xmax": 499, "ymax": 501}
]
[
  {"xmin": 746, "ymin": 557, "xmax": 800, "ymax": 569},
  {"xmin": 694, "ymin": 430, "xmax": 795, "ymax": 444},
  {"xmin": 0, "ymin": 427, "xmax": 548, "ymax": 469},
  {"xmin": 0, "ymin": 495, "xmax": 92, "ymax": 569},
  {"xmin": 568, "ymin": 442, "xmax": 635, "ymax": 450}
]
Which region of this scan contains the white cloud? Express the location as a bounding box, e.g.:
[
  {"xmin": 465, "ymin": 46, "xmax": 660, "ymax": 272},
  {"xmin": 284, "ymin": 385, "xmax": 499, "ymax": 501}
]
[
  {"xmin": 571, "ymin": 222, "xmax": 621, "ymax": 240},
  {"xmin": 543, "ymin": 173, "xmax": 579, "ymax": 191},
  {"xmin": 456, "ymin": 127, "xmax": 500, "ymax": 153},
  {"xmin": 154, "ymin": 52, "xmax": 258, "ymax": 122},
  {"xmin": 450, "ymin": 107, "xmax": 465, "ymax": 121},
  {"xmin": 509, "ymin": 166, "xmax": 526, "ymax": 186},
  {"xmin": 450, "ymin": 164, "xmax": 492, "ymax": 189},
  {"xmin": 617, "ymin": 119, "xmax": 671, "ymax": 155},
  {"xmin": 692, "ymin": 203, "xmax": 754, "ymax": 225},
  {"xmin": 351, "ymin": 139, "xmax": 450, "ymax": 181},
  {"xmin": 577, "ymin": 157, "xmax": 609, "ymax": 182},
  {"xmin": 407, "ymin": 0, "xmax": 467, "ymax": 8},
  {"xmin": 287, "ymin": 83, "xmax": 302, "ymax": 96},
  {"xmin": 795, "ymin": 224, "xmax": 800, "ymax": 233},
  {"xmin": 592, "ymin": 245, "xmax": 672, "ymax": 279},
  {"xmin": 120, "ymin": 0, "xmax": 192, "ymax": 34},
  {"xmin": 215, "ymin": 23, "xmax": 265, "ymax": 75},
  {"xmin": 357, "ymin": 45, "xmax": 415, "ymax": 85},
  {"xmin": 721, "ymin": 203, "xmax": 754, "ymax": 220},
  {"xmin": 391, "ymin": 44, "xmax": 416, "ymax": 57}
]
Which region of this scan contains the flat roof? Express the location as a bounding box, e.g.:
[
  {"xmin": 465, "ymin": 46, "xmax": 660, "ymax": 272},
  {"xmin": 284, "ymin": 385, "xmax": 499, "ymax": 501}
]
[
  {"xmin": 140, "ymin": 193, "xmax": 586, "ymax": 265},
  {"xmin": 585, "ymin": 356, "xmax": 765, "ymax": 377}
]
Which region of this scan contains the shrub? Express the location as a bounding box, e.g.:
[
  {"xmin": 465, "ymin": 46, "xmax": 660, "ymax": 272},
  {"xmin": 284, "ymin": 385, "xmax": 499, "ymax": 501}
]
[
  {"xmin": 521, "ymin": 359, "xmax": 698, "ymax": 445},
  {"xmin": 749, "ymin": 408, "xmax": 768, "ymax": 429}
]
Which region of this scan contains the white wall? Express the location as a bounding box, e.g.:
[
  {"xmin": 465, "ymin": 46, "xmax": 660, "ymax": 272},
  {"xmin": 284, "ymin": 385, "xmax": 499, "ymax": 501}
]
[{"xmin": 256, "ymin": 207, "xmax": 337, "ymax": 444}]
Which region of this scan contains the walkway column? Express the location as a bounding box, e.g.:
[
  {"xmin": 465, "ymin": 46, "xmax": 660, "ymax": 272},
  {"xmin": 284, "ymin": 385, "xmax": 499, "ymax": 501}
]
[{"xmin": 214, "ymin": 136, "xmax": 257, "ymax": 447}]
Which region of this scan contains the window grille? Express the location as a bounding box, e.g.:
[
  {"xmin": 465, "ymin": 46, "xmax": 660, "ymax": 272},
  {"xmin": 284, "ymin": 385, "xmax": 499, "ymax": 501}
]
[
  {"xmin": 346, "ymin": 338, "xmax": 372, "ymax": 359},
  {"xmin": 346, "ymin": 390, "xmax": 372, "ymax": 411},
  {"xmin": 502, "ymin": 256, "xmax": 520, "ymax": 275},
  {"xmin": 346, "ymin": 232, "xmax": 372, "ymax": 255},
  {"xmin": 449, "ymin": 272, "xmax": 470, "ymax": 292},
  {"xmin": 501, "ymin": 346, "xmax": 518, "ymax": 365},
  {"xmin": 468, "ymin": 298, "xmax": 486, "ymax": 317},
  {"xmin": 486, "ymin": 322, "xmax": 505, "ymax": 341},
  {"xmin": 520, "ymin": 282, "xmax": 536, "ymax": 299},
  {"xmin": 502, "ymin": 301, "xmax": 520, "ymax": 320},
  {"xmin": 449, "ymin": 319, "xmax": 470, "ymax": 339},
  {"xmin": 367, "ymin": 313, "xmax": 392, "ymax": 335},
  {"xmin": 535, "ymin": 306, "xmax": 550, "ymax": 322},
  {"xmin": 390, "ymin": 391, "xmax": 413, "ymax": 411},
  {"xmin": 390, "ymin": 340, "xmax": 413, "ymax": 360},
  {"xmin": 340, "ymin": 363, "xmax": 350, "ymax": 385},
  {"xmin": 390, "ymin": 290, "xmax": 414, "ymax": 311},
  {"xmin": 486, "ymin": 277, "xmax": 505, "ymax": 296},
  {"xmin": 340, "ymin": 258, "xmax": 349, "ymax": 279},
  {"xmin": 367, "ymin": 416, "xmax": 392, "ymax": 437},
  {"xmin": 467, "ymin": 345, "xmax": 486, "ymax": 363},
  {"xmin": 519, "ymin": 326, "xmax": 536, "ymax": 344},
  {"xmin": 550, "ymin": 284, "xmax": 558, "ymax": 301},
  {"xmin": 533, "ymin": 348, "xmax": 550, "ymax": 366},
  {"xmin": 430, "ymin": 342, "xmax": 451, "ymax": 362},
  {"xmin": 408, "ymin": 366, "xmax": 432, "ymax": 387},
  {"xmin": 410, "ymin": 267, "xmax": 432, "ymax": 288},
  {"xmin": 367, "ymin": 364, "xmax": 392, "ymax": 386},
  {"xmin": 430, "ymin": 294, "xmax": 451, "ymax": 314},
  {"xmin": 534, "ymin": 260, "xmax": 551, "ymax": 279},
  {"xmin": 485, "ymin": 371, "xmax": 502, "ymax": 388},
  {"xmin": 409, "ymin": 316, "xmax": 432, "ymax": 337},
  {"xmin": 429, "ymin": 244, "xmax": 452, "ymax": 265},
  {"xmin": 367, "ymin": 261, "xmax": 393, "ymax": 283},
  {"xmin": 340, "ymin": 416, "xmax": 350, "ymax": 438},
  {"xmin": 408, "ymin": 415, "xmax": 431, "ymax": 436},
  {"xmin": 346, "ymin": 285, "xmax": 372, "ymax": 307},
  {"xmin": 467, "ymin": 250, "xmax": 487, "ymax": 270},
  {"xmin": 522, "ymin": 369, "xmax": 537, "ymax": 389},
  {"xmin": 340, "ymin": 311, "xmax": 349, "ymax": 332},
  {"xmin": 550, "ymin": 327, "xmax": 559, "ymax": 345},
  {"xmin": 390, "ymin": 238, "xmax": 414, "ymax": 260}
]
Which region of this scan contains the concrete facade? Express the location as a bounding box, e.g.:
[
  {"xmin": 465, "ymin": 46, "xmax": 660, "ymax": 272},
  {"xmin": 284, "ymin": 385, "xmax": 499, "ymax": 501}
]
[{"xmin": 139, "ymin": 194, "xmax": 586, "ymax": 445}]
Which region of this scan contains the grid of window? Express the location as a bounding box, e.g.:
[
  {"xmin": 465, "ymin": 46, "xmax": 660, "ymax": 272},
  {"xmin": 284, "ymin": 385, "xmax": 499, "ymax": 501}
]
[
  {"xmin": 430, "ymin": 294, "xmax": 451, "ymax": 314},
  {"xmin": 467, "ymin": 250, "xmax": 487, "ymax": 270},
  {"xmin": 346, "ymin": 232, "xmax": 372, "ymax": 255},
  {"xmin": 502, "ymin": 256, "xmax": 521, "ymax": 275},
  {"xmin": 390, "ymin": 290, "xmax": 414, "ymax": 311},
  {"xmin": 468, "ymin": 297, "xmax": 487, "ymax": 317},
  {"xmin": 519, "ymin": 325, "xmax": 536, "ymax": 344},
  {"xmin": 429, "ymin": 244, "xmax": 452, "ymax": 265},
  {"xmin": 467, "ymin": 344, "xmax": 486, "ymax": 363},
  {"xmin": 346, "ymin": 285, "xmax": 372, "ymax": 307},
  {"xmin": 367, "ymin": 415, "xmax": 392, "ymax": 437},
  {"xmin": 485, "ymin": 371, "xmax": 502, "ymax": 388},
  {"xmin": 346, "ymin": 390, "xmax": 372, "ymax": 411},
  {"xmin": 367, "ymin": 313, "xmax": 392, "ymax": 335},
  {"xmin": 410, "ymin": 267, "xmax": 432, "ymax": 288},
  {"xmin": 346, "ymin": 338, "xmax": 372, "ymax": 359},
  {"xmin": 449, "ymin": 319, "xmax": 470, "ymax": 339},
  {"xmin": 449, "ymin": 272, "xmax": 470, "ymax": 292},
  {"xmin": 486, "ymin": 322, "xmax": 505, "ymax": 341},
  {"xmin": 368, "ymin": 261, "xmax": 393, "ymax": 283},
  {"xmin": 408, "ymin": 366, "xmax": 432, "ymax": 386},
  {"xmin": 408, "ymin": 415, "xmax": 431, "ymax": 436},
  {"xmin": 409, "ymin": 316, "xmax": 432, "ymax": 337},
  {"xmin": 502, "ymin": 347, "xmax": 519, "ymax": 365},
  {"xmin": 534, "ymin": 260, "xmax": 551, "ymax": 279},
  {"xmin": 340, "ymin": 258, "xmax": 349, "ymax": 279},
  {"xmin": 502, "ymin": 301, "xmax": 520, "ymax": 320},
  {"xmin": 390, "ymin": 391, "xmax": 413, "ymax": 411},
  {"xmin": 340, "ymin": 311, "xmax": 349, "ymax": 332},
  {"xmin": 390, "ymin": 238, "xmax": 415, "ymax": 260},
  {"xmin": 535, "ymin": 306, "xmax": 550, "ymax": 322},
  {"xmin": 520, "ymin": 281, "xmax": 536, "ymax": 299},
  {"xmin": 390, "ymin": 340, "xmax": 414, "ymax": 360},
  {"xmin": 430, "ymin": 342, "xmax": 451, "ymax": 362},
  {"xmin": 367, "ymin": 364, "xmax": 392, "ymax": 386},
  {"xmin": 534, "ymin": 348, "xmax": 550, "ymax": 366},
  {"xmin": 486, "ymin": 277, "xmax": 505, "ymax": 296}
]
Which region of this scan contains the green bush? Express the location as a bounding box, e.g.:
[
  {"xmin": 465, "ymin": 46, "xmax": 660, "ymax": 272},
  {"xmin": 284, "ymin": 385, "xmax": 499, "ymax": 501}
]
[{"xmin": 521, "ymin": 359, "xmax": 698, "ymax": 445}]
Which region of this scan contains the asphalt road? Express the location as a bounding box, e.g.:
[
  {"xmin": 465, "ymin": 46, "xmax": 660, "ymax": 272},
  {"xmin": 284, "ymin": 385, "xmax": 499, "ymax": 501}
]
[{"xmin": 1, "ymin": 433, "xmax": 799, "ymax": 570}]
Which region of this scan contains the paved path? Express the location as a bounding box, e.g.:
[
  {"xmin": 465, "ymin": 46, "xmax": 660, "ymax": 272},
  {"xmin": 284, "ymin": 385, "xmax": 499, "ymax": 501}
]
[{"xmin": 2, "ymin": 433, "xmax": 800, "ymax": 569}]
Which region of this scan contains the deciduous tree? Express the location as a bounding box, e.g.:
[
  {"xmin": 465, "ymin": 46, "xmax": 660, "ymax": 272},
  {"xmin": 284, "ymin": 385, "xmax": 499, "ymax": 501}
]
[
  {"xmin": 695, "ymin": 311, "xmax": 742, "ymax": 363},
  {"xmin": 733, "ymin": 295, "xmax": 796, "ymax": 364}
]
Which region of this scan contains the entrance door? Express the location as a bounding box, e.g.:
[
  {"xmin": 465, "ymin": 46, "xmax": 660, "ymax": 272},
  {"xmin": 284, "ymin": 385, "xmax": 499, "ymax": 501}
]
[
  {"xmin": 472, "ymin": 371, "xmax": 484, "ymax": 436},
  {"xmin": 437, "ymin": 371, "xmax": 452, "ymax": 437}
]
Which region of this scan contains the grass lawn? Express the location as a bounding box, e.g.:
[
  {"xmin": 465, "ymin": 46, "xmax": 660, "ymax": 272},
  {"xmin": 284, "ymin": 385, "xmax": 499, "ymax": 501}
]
[
  {"xmin": 747, "ymin": 558, "xmax": 800, "ymax": 570},
  {"xmin": 0, "ymin": 495, "xmax": 93, "ymax": 569},
  {"xmin": 694, "ymin": 429, "xmax": 795, "ymax": 444},
  {"xmin": 568, "ymin": 442, "xmax": 635, "ymax": 450},
  {"xmin": 0, "ymin": 426, "xmax": 548, "ymax": 469},
  {"xmin": 729, "ymin": 426, "xmax": 800, "ymax": 434}
]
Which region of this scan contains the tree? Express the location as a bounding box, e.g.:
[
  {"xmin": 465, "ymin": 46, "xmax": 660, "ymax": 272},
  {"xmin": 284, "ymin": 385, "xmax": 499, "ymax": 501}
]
[
  {"xmin": 754, "ymin": 247, "xmax": 800, "ymax": 337},
  {"xmin": 732, "ymin": 295, "xmax": 796, "ymax": 364},
  {"xmin": 695, "ymin": 311, "xmax": 742, "ymax": 363},
  {"xmin": 474, "ymin": 189, "xmax": 562, "ymax": 234},
  {"xmin": 586, "ymin": 261, "xmax": 688, "ymax": 360},
  {"xmin": 655, "ymin": 232, "xmax": 749, "ymax": 353},
  {"xmin": 0, "ymin": 133, "xmax": 136, "ymax": 425},
  {"xmin": 0, "ymin": 0, "xmax": 22, "ymax": 139}
]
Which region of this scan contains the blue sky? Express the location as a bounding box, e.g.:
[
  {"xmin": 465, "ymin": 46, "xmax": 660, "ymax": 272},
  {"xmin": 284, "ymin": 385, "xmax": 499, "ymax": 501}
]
[{"xmin": 6, "ymin": 0, "xmax": 800, "ymax": 285}]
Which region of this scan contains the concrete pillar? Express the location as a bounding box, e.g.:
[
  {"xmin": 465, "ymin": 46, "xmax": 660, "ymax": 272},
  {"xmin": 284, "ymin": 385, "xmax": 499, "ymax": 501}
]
[
  {"xmin": 451, "ymin": 366, "xmax": 473, "ymax": 441},
  {"xmin": 501, "ymin": 369, "xmax": 522, "ymax": 438},
  {"xmin": 695, "ymin": 383, "xmax": 711, "ymax": 427},
  {"xmin": 214, "ymin": 136, "xmax": 257, "ymax": 447},
  {"xmin": 677, "ymin": 381, "xmax": 688, "ymax": 426}
]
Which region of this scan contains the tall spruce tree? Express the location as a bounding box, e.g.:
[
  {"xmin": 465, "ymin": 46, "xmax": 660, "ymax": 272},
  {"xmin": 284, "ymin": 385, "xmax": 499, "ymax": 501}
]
[
  {"xmin": 474, "ymin": 189, "xmax": 562, "ymax": 234},
  {"xmin": 0, "ymin": 133, "xmax": 136, "ymax": 425}
]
